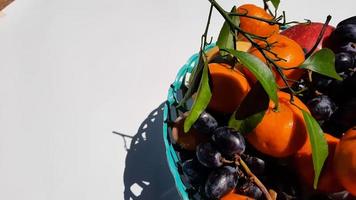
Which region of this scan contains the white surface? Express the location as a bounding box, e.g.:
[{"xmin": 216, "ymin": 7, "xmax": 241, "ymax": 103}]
[{"xmin": 0, "ymin": 0, "xmax": 354, "ymax": 200}]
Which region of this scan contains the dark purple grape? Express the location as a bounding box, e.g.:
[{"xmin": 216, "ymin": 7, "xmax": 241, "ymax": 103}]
[
  {"xmin": 212, "ymin": 127, "xmax": 245, "ymax": 158},
  {"xmin": 323, "ymin": 98, "xmax": 356, "ymax": 137},
  {"xmin": 307, "ymin": 193, "xmax": 332, "ymax": 200},
  {"xmin": 245, "ymin": 156, "xmax": 265, "ymax": 176},
  {"xmin": 204, "ymin": 166, "xmax": 238, "ymax": 199},
  {"xmin": 335, "ymin": 52, "xmax": 355, "ymax": 72},
  {"xmin": 196, "ymin": 143, "xmax": 223, "ymax": 168},
  {"xmin": 193, "ymin": 111, "xmax": 218, "ymax": 135},
  {"xmin": 328, "ymin": 72, "xmax": 352, "ymax": 99},
  {"xmin": 307, "ymin": 95, "xmax": 337, "ymax": 123},
  {"xmin": 312, "ymin": 72, "xmax": 352, "ymax": 104},
  {"xmin": 337, "ymin": 16, "xmax": 356, "ymax": 27},
  {"xmin": 177, "ymin": 149, "xmax": 195, "ymax": 162},
  {"xmin": 329, "ymin": 191, "xmax": 353, "ymax": 200},
  {"xmin": 334, "ymin": 24, "xmax": 356, "ymax": 43},
  {"xmin": 239, "ymin": 182, "xmax": 263, "ymax": 199},
  {"xmin": 312, "ymin": 73, "xmax": 334, "ymax": 93},
  {"xmin": 345, "ymin": 72, "xmax": 356, "ymax": 92},
  {"xmin": 338, "ymin": 41, "xmax": 356, "ymax": 54},
  {"xmin": 181, "ymin": 159, "xmax": 208, "ymax": 185}
]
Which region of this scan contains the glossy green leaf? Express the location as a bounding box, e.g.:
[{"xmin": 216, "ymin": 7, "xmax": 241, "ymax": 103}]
[
  {"xmin": 229, "ymin": 82, "xmax": 269, "ymax": 134},
  {"xmin": 300, "ymin": 48, "xmax": 342, "ymax": 80},
  {"xmin": 229, "ymin": 110, "xmax": 266, "ymax": 134},
  {"xmin": 178, "ymin": 55, "xmax": 205, "ymax": 109},
  {"xmin": 269, "ymin": 0, "xmax": 280, "ymax": 9},
  {"xmin": 302, "ymin": 110, "xmax": 329, "ymax": 189},
  {"xmin": 222, "ymin": 49, "xmax": 279, "ymax": 107},
  {"xmin": 184, "ymin": 58, "xmax": 212, "ymax": 133},
  {"xmin": 217, "ymin": 6, "xmax": 239, "ymax": 51}
]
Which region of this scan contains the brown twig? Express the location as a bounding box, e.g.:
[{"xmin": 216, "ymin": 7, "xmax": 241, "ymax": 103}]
[
  {"xmin": 305, "ymin": 15, "xmax": 332, "ymax": 58},
  {"xmin": 228, "ymin": 11, "xmax": 282, "ymax": 26},
  {"xmin": 209, "ymin": 0, "xmax": 295, "ymax": 100},
  {"xmin": 0, "ymin": 0, "xmax": 14, "ymax": 11},
  {"xmin": 238, "ymin": 158, "xmax": 273, "ymax": 200}
]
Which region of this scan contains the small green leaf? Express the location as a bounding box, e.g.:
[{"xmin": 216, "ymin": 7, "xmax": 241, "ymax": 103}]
[
  {"xmin": 178, "ymin": 46, "xmax": 216, "ymax": 109},
  {"xmin": 228, "ymin": 82, "xmax": 269, "ymax": 134},
  {"xmin": 229, "ymin": 111, "xmax": 266, "ymax": 134},
  {"xmin": 302, "ymin": 110, "xmax": 329, "ymax": 189},
  {"xmin": 222, "ymin": 48, "xmax": 279, "ymax": 107},
  {"xmin": 184, "ymin": 58, "xmax": 212, "ymax": 133},
  {"xmin": 217, "ymin": 6, "xmax": 239, "ymax": 51},
  {"xmin": 269, "ymin": 0, "xmax": 280, "ymax": 9},
  {"xmin": 228, "ymin": 112, "xmax": 242, "ymax": 131},
  {"xmin": 300, "ymin": 48, "xmax": 342, "ymax": 80},
  {"xmin": 178, "ymin": 57, "xmax": 204, "ymax": 108}
]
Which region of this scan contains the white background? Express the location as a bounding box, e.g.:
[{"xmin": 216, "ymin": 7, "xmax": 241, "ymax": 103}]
[{"xmin": 0, "ymin": 0, "xmax": 354, "ymax": 200}]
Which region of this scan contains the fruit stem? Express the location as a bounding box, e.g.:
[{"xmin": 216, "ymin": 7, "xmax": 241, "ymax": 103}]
[
  {"xmin": 281, "ymin": 11, "xmax": 311, "ymax": 27},
  {"xmin": 221, "ymin": 157, "xmax": 234, "ymax": 164},
  {"xmin": 201, "ymin": 4, "xmax": 214, "ymax": 51},
  {"xmin": 305, "ymin": 15, "xmax": 332, "ymax": 58},
  {"xmin": 273, "ymin": 63, "xmax": 297, "ymax": 97},
  {"xmin": 228, "ymin": 11, "xmax": 282, "ymax": 26},
  {"xmin": 209, "ymin": 0, "xmax": 296, "ymax": 106},
  {"xmin": 178, "ymin": 4, "xmax": 214, "ymax": 108},
  {"xmin": 269, "ymin": 189, "xmax": 278, "ymax": 200},
  {"xmin": 262, "ymin": 0, "xmax": 274, "ymax": 16},
  {"xmin": 238, "ymin": 158, "xmax": 274, "ymax": 200}
]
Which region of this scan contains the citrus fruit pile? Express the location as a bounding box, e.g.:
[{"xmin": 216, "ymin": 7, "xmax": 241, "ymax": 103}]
[{"xmin": 168, "ymin": 1, "xmax": 356, "ymax": 199}]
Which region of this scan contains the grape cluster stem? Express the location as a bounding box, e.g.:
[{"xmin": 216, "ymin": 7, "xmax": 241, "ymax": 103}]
[{"xmin": 238, "ymin": 158, "xmax": 275, "ymax": 200}]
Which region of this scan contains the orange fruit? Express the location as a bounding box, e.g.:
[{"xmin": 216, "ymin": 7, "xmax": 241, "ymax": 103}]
[
  {"xmin": 246, "ymin": 91, "xmax": 309, "ymax": 157},
  {"xmin": 172, "ymin": 115, "xmax": 209, "ymax": 151},
  {"xmin": 236, "ymin": 4, "xmax": 279, "ymax": 38},
  {"xmin": 278, "ymin": 92, "xmax": 309, "ymax": 144},
  {"xmin": 242, "ymin": 34, "xmax": 305, "ymax": 87},
  {"xmin": 294, "ymin": 133, "xmax": 344, "ymax": 193},
  {"xmin": 334, "ymin": 127, "xmax": 356, "ymax": 195},
  {"xmin": 221, "ymin": 191, "xmax": 255, "ymax": 200},
  {"xmin": 208, "ymin": 63, "xmax": 251, "ymax": 114}
]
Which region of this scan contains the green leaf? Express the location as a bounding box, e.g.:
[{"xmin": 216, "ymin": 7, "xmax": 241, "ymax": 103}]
[
  {"xmin": 178, "ymin": 46, "xmax": 217, "ymax": 109},
  {"xmin": 229, "ymin": 82, "xmax": 269, "ymax": 134},
  {"xmin": 269, "ymin": 0, "xmax": 280, "ymax": 9},
  {"xmin": 300, "ymin": 48, "xmax": 342, "ymax": 80},
  {"xmin": 217, "ymin": 6, "xmax": 239, "ymax": 51},
  {"xmin": 229, "ymin": 110, "xmax": 267, "ymax": 134},
  {"xmin": 302, "ymin": 110, "xmax": 329, "ymax": 189},
  {"xmin": 228, "ymin": 112, "xmax": 242, "ymax": 131},
  {"xmin": 178, "ymin": 54, "xmax": 205, "ymax": 109},
  {"xmin": 222, "ymin": 48, "xmax": 279, "ymax": 107},
  {"xmin": 183, "ymin": 58, "xmax": 212, "ymax": 133}
]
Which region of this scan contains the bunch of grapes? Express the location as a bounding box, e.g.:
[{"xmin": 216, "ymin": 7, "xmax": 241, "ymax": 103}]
[
  {"xmin": 172, "ymin": 110, "xmax": 309, "ymax": 200},
  {"xmin": 297, "ymin": 16, "xmax": 356, "ymax": 137}
]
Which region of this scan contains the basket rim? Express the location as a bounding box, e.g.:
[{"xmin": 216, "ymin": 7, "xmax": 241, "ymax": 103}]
[{"xmin": 162, "ymin": 44, "xmax": 216, "ymax": 200}]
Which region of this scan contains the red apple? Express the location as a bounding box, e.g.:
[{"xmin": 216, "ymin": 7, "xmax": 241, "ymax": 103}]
[{"xmin": 281, "ymin": 22, "xmax": 335, "ymax": 53}]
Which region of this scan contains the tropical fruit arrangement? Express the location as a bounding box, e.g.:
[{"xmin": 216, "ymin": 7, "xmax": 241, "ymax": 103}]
[{"xmin": 164, "ymin": 0, "xmax": 356, "ymax": 199}]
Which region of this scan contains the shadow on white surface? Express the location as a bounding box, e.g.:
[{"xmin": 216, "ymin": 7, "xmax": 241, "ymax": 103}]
[{"xmin": 122, "ymin": 103, "xmax": 180, "ymax": 200}]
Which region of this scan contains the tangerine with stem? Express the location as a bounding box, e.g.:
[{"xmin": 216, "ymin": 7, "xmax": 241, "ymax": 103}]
[
  {"xmin": 246, "ymin": 91, "xmax": 309, "ymax": 157},
  {"xmin": 243, "ymin": 34, "xmax": 306, "ymax": 87},
  {"xmin": 236, "ymin": 4, "xmax": 279, "ymax": 39}
]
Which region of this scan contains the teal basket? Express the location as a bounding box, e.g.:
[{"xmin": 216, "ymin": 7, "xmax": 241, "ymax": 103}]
[{"xmin": 163, "ymin": 44, "xmax": 215, "ymax": 200}]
